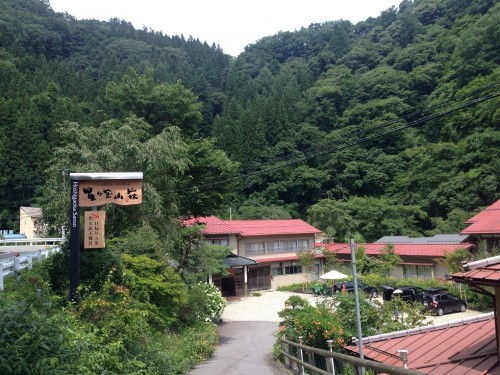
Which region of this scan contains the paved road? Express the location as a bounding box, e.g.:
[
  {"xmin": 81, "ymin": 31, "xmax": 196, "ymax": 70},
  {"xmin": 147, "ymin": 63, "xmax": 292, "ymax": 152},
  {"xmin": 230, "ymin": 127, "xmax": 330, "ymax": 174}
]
[
  {"xmin": 190, "ymin": 291, "xmax": 318, "ymax": 375},
  {"xmin": 189, "ymin": 290, "xmax": 486, "ymax": 374},
  {"xmin": 190, "ymin": 321, "xmax": 290, "ymax": 375}
]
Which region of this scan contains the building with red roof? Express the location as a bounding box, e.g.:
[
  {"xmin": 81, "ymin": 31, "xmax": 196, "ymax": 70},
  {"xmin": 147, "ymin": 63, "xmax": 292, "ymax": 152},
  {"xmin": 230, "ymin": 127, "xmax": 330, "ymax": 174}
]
[
  {"xmin": 326, "ymin": 242, "xmax": 474, "ymax": 280},
  {"xmin": 183, "ymin": 216, "xmax": 322, "ymax": 296},
  {"xmin": 461, "ymin": 200, "xmax": 500, "ymax": 252}
]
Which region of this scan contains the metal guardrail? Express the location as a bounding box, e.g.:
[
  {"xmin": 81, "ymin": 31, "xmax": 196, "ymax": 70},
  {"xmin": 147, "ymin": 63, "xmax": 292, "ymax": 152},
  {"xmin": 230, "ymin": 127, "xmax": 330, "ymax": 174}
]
[
  {"xmin": 0, "ymin": 237, "xmax": 65, "ymax": 246},
  {"xmin": 0, "ymin": 245, "xmax": 62, "ymax": 290},
  {"xmin": 280, "ymin": 337, "xmax": 425, "ymax": 375}
]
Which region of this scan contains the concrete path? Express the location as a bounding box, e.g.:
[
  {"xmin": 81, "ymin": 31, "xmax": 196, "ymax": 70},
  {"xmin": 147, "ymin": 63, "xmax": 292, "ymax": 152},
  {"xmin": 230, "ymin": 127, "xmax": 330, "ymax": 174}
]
[
  {"xmin": 189, "ymin": 290, "xmax": 485, "ymax": 374},
  {"xmin": 189, "ymin": 321, "xmax": 290, "ymax": 375},
  {"xmin": 190, "ymin": 291, "xmax": 314, "ymax": 375}
]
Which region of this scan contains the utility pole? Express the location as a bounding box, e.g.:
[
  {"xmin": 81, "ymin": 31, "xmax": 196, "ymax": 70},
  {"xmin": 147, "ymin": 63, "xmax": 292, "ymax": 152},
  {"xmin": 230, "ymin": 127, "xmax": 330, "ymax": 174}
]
[{"xmin": 350, "ymin": 237, "xmax": 365, "ymax": 375}]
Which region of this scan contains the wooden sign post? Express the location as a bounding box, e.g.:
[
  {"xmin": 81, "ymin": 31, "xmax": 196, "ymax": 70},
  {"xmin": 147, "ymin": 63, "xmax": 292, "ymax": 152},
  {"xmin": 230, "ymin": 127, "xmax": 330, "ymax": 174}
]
[{"xmin": 69, "ymin": 172, "xmax": 143, "ymax": 302}]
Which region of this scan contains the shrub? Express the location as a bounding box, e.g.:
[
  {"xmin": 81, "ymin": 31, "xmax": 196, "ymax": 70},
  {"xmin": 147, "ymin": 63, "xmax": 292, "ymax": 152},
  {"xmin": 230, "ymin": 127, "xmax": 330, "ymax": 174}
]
[
  {"xmin": 180, "ymin": 282, "xmax": 227, "ymax": 325},
  {"xmin": 0, "ymin": 297, "xmax": 124, "ymax": 374},
  {"xmin": 275, "ymin": 296, "xmax": 346, "ymax": 359}
]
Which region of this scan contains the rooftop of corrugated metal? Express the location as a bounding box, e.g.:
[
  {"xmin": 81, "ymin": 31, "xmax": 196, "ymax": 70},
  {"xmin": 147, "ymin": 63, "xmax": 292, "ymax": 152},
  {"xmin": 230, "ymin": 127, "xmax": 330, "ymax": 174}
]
[
  {"xmin": 182, "ymin": 216, "xmax": 321, "ymax": 237},
  {"xmin": 252, "ymin": 253, "xmax": 324, "ymax": 263},
  {"xmin": 452, "ymin": 256, "xmax": 500, "ymax": 286},
  {"xmin": 375, "ymin": 234, "xmax": 470, "ymax": 244},
  {"xmin": 226, "ymin": 219, "xmax": 321, "ymax": 237},
  {"xmin": 462, "ymin": 200, "xmax": 500, "ymax": 234},
  {"xmin": 182, "ymin": 216, "xmax": 242, "ymax": 235},
  {"xmin": 345, "ymin": 313, "xmax": 498, "ymax": 375},
  {"xmin": 326, "ymin": 243, "xmax": 473, "ymax": 257}
]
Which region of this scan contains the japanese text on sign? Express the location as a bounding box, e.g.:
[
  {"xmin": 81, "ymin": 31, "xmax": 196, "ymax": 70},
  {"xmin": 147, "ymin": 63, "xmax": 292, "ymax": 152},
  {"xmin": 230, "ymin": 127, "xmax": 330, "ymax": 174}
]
[
  {"xmin": 84, "ymin": 211, "xmax": 106, "ymax": 249},
  {"xmin": 79, "ymin": 180, "xmax": 142, "ymax": 207}
]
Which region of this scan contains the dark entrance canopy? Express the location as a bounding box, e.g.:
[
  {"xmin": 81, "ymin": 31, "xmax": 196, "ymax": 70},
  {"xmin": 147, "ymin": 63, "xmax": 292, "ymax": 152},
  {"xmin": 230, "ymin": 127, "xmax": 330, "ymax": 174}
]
[{"xmin": 223, "ymin": 253, "xmax": 257, "ymax": 268}]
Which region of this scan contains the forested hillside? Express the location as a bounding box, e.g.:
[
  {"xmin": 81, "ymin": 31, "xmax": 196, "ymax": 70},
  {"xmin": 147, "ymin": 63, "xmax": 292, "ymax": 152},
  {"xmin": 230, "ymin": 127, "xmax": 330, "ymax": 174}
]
[{"xmin": 0, "ymin": 0, "xmax": 498, "ymax": 241}]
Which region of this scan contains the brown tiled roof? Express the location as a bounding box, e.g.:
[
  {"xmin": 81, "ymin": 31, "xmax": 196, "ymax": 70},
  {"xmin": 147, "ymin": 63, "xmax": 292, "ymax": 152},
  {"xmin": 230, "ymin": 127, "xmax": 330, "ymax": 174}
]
[{"xmin": 345, "ymin": 313, "xmax": 499, "ymax": 375}]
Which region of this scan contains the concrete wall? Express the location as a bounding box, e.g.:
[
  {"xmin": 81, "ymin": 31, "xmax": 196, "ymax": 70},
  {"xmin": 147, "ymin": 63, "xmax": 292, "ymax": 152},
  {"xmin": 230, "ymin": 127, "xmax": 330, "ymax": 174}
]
[
  {"xmin": 270, "ymin": 272, "xmax": 310, "ymax": 289},
  {"xmin": 19, "ymin": 211, "xmax": 37, "ymax": 239}
]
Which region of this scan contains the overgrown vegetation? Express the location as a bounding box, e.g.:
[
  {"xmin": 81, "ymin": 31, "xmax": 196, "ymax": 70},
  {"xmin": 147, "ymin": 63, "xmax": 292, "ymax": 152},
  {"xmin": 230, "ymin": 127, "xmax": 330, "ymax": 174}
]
[
  {"xmin": 0, "ymin": 0, "xmax": 498, "ymax": 371},
  {"xmin": 0, "ymin": 257, "xmax": 222, "ymax": 374},
  {"xmin": 273, "ymin": 293, "xmax": 426, "ymax": 371}
]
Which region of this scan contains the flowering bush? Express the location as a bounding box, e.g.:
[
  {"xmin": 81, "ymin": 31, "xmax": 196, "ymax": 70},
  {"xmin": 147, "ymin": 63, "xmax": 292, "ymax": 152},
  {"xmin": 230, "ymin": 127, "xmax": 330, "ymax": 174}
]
[
  {"xmin": 188, "ymin": 282, "xmax": 227, "ymax": 323},
  {"xmin": 274, "ymin": 296, "xmax": 346, "ymax": 359}
]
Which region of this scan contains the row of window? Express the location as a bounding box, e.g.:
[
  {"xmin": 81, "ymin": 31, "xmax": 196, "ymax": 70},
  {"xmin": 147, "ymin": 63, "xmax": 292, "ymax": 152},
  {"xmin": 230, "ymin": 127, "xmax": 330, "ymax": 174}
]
[
  {"xmin": 245, "ymin": 240, "xmax": 309, "ymax": 255},
  {"xmin": 271, "ymin": 265, "xmax": 303, "ymax": 276}
]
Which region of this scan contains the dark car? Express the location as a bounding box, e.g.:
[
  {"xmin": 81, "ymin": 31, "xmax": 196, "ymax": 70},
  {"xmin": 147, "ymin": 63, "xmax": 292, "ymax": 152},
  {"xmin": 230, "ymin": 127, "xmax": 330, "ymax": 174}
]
[
  {"xmin": 382, "ymin": 285, "xmax": 425, "ymax": 303},
  {"xmin": 423, "ymin": 292, "xmax": 467, "ymax": 316},
  {"xmin": 333, "ymin": 281, "xmax": 378, "ymax": 298},
  {"xmin": 424, "ymin": 287, "xmax": 448, "ymax": 294}
]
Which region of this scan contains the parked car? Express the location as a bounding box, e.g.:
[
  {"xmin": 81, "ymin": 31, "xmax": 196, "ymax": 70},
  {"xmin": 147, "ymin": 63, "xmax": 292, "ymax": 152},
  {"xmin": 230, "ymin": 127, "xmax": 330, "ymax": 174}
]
[
  {"xmin": 424, "ymin": 287, "xmax": 448, "ymax": 294},
  {"xmin": 333, "ymin": 281, "xmax": 378, "ymax": 298},
  {"xmin": 423, "ymin": 292, "xmax": 467, "ymax": 316},
  {"xmin": 381, "ymin": 285, "xmax": 425, "ymax": 303}
]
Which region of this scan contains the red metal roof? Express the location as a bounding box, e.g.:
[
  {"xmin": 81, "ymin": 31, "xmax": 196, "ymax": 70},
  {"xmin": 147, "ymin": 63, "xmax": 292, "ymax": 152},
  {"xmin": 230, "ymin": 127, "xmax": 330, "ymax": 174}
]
[
  {"xmin": 182, "ymin": 217, "xmax": 320, "ymax": 237},
  {"xmin": 252, "ymin": 253, "xmax": 324, "ymax": 264},
  {"xmin": 452, "ymin": 256, "xmax": 500, "ymax": 287},
  {"xmin": 326, "ymin": 243, "xmax": 473, "ymax": 258},
  {"xmin": 182, "ymin": 216, "xmax": 241, "ymax": 235},
  {"xmin": 345, "ymin": 314, "xmax": 499, "ymax": 375},
  {"xmin": 227, "ymin": 219, "xmax": 321, "ymax": 237},
  {"xmin": 462, "ymin": 200, "xmax": 500, "ymax": 234}
]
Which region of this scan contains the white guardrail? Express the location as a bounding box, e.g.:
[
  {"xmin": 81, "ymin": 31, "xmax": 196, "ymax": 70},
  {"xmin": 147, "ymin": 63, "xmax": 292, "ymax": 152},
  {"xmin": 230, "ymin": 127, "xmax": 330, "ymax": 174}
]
[{"xmin": 0, "ymin": 238, "xmax": 65, "ymax": 290}]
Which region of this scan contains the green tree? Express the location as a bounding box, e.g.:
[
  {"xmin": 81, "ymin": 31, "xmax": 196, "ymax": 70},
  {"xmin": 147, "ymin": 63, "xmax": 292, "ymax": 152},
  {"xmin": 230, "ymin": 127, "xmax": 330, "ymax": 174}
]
[
  {"xmin": 379, "ymin": 244, "xmax": 402, "ymax": 274},
  {"xmin": 105, "ymin": 69, "xmax": 203, "ymax": 135},
  {"xmin": 307, "ymin": 199, "xmax": 355, "ymax": 241}
]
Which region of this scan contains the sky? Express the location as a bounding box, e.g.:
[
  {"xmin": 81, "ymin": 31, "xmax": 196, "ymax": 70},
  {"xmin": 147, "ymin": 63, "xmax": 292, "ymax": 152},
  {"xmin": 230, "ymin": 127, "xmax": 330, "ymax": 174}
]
[{"xmin": 49, "ymin": 0, "xmax": 402, "ymax": 57}]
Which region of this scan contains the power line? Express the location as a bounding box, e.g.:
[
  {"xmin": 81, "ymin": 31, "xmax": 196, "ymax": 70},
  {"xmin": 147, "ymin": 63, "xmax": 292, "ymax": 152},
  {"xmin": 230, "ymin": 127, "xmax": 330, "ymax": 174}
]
[
  {"xmin": 173, "ymin": 90, "xmax": 499, "ymax": 193},
  {"xmin": 241, "ymin": 81, "xmax": 500, "ymax": 172}
]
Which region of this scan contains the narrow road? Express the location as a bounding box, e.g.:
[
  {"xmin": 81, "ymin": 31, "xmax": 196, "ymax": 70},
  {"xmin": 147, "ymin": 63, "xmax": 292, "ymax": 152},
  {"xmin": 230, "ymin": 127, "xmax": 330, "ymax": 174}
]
[
  {"xmin": 189, "ymin": 290, "xmax": 484, "ymax": 374},
  {"xmin": 190, "ymin": 321, "xmax": 290, "ymax": 375},
  {"xmin": 190, "ymin": 291, "xmax": 319, "ymax": 375}
]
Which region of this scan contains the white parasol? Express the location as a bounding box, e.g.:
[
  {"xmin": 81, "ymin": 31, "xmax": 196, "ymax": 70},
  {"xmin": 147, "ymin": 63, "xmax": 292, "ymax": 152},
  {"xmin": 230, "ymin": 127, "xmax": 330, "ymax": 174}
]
[{"xmin": 320, "ymin": 270, "xmax": 348, "ymax": 280}]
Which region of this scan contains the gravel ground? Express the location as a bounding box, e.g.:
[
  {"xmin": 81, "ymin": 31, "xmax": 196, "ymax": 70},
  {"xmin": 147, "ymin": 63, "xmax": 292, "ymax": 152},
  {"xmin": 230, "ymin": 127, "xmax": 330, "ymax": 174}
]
[{"xmin": 222, "ymin": 290, "xmax": 486, "ymax": 325}]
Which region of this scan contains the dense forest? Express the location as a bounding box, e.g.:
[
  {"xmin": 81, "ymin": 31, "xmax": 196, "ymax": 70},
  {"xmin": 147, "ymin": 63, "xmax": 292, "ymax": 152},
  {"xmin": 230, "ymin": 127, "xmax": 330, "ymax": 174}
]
[
  {"xmin": 0, "ymin": 0, "xmax": 498, "ymax": 373},
  {"xmin": 0, "ymin": 0, "xmax": 498, "ymax": 242}
]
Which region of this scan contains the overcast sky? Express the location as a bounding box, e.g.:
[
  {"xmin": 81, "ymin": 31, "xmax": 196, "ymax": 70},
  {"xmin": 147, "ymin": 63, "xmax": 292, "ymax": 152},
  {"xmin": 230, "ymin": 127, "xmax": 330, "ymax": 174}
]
[{"xmin": 49, "ymin": 0, "xmax": 402, "ymax": 56}]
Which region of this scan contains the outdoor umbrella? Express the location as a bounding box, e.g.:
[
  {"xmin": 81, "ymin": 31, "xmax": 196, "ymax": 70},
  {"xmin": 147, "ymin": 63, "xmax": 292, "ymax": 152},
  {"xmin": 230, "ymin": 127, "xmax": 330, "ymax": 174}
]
[{"xmin": 320, "ymin": 270, "xmax": 348, "ymax": 280}]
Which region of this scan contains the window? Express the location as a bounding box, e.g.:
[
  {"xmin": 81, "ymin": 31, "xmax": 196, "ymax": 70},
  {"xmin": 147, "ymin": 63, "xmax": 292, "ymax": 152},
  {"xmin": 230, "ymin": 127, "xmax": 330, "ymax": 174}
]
[
  {"xmin": 209, "ymin": 238, "xmax": 229, "ymax": 246},
  {"xmin": 403, "ymin": 265, "xmax": 432, "ymax": 279},
  {"xmin": 271, "ymin": 266, "xmax": 283, "ymax": 276},
  {"xmin": 245, "ymin": 242, "xmax": 265, "ymax": 255},
  {"xmin": 284, "ymin": 265, "xmax": 303, "ymax": 275},
  {"xmin": 298, "ymin": 240, "xmax": 309, "ymax": 251},
  {"xmin": 264, "ymin": 239, "xmax": 311, "ymax": 254}
]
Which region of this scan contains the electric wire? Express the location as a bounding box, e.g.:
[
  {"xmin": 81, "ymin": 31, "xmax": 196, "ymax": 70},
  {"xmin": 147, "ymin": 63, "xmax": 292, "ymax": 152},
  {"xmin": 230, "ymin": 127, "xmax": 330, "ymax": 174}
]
[{"xmin": 173, "ymin": 90, "xmax": 499, "ymax": 193}]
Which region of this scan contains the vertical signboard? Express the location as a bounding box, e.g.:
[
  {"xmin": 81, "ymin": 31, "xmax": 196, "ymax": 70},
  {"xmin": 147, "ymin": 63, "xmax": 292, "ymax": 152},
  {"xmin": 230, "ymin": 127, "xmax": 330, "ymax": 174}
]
[
  {"xmin": 84, "ymin": 211, "xmax": 106, "ymax": 249},
  {"xmin": 69, "ymin": 180, "xmax": 80, "ymax": 302},
  {"xmin": 69, "ymin": 172, "xmax": 143, "ymax": 302}
]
